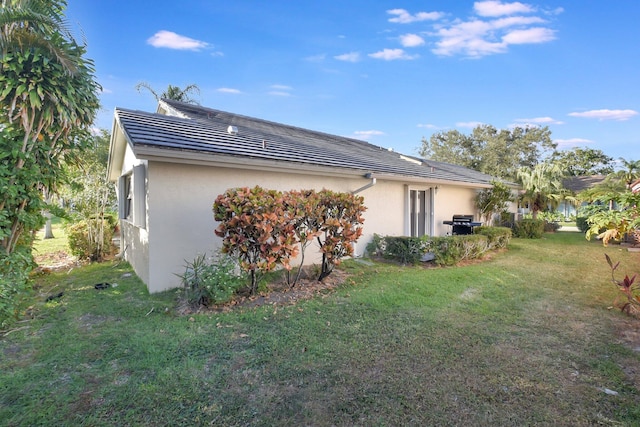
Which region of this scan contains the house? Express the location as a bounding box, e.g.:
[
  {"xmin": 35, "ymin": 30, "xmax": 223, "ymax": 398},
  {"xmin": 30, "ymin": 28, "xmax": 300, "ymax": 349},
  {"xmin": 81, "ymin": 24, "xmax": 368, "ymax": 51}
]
[
  {"xmin": 555, "ymin": 175, "xmax": 608, "ymax": 219},
  {"xmin": 108, "ymin": 99, "xmax": 511, "ymax": 293}
]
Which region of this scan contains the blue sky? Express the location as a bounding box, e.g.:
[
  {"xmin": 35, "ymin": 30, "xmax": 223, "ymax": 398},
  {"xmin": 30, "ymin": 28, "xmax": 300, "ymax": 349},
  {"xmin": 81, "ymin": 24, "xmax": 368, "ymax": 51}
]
[{"xmin": 66, "ymin": 1, "xmax": 640, "ymax": 163}]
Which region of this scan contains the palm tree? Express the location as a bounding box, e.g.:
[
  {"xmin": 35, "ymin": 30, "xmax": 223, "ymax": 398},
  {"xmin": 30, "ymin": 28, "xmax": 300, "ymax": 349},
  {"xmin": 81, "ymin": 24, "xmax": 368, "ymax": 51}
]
[
  {"xmin": 135, "ymin": 82, "xmax": 201, "ymax": 104},
  {"xmin": 0, "ymin": 0, "xmax": 78, "ymax": 73},
  {"xmin": 517, "ymin": 162, "xmax": 565, "ymax": 219},
  {"xmin": 615, "ymin": 158, "xmax": 640, "ymax": 188}
]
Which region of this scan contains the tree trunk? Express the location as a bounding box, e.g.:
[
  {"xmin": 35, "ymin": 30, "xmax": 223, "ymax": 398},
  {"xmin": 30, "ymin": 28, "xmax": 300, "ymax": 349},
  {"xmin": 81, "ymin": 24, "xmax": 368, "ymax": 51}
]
[{"xmin": 43, "ymin": 214, "xmax": 54, "ymax": 239}]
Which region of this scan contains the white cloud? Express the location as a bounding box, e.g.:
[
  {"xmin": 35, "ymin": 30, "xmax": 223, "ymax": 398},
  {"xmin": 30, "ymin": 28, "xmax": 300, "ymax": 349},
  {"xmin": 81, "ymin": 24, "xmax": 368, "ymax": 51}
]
[
  {"xmin": 217, "ymin": 88, "xmax": 241, "ymax": 94},
  {"xmin": 387, "ymin": 9, "xmax": 444, "ymax": 24},
  {"xmin": 492, "ymin": 16, "xmax": 545, "ymax": 28},
  {"xmin": 147, "ymin": 30, "xmax": 208, "ymax": 51},
  {"xmin": 568, "ymin": 109, "xmax": 638, "ymax": 121},
  {"xmin": 554, "ymin": 138, "xmax": 594, "ymax": 148},
  {"xmin": 514, "ymin": 116, "xmax": 564, "ymax": 125},
  {"xmin": 399, "ymin": 34, "xmax": 425, "ymax": 47},
  {"xmin": 271, "ymin": 84, "xmax": 293, "ymax": 91},
  {"xmin": 429, "ymin": 3, "xmax": 557, "ymax": 57},
  {"xmin": 418, "ymin": 123, "xmax": 439, "ymax": 129},
  {"xmin": 353, "ymin": 130, "xmax": 385, "ymax": 140},
  {"xmin": 268, "ymin": 91, "xmax": 292, "ymax": 97},
  {"xmin": 502, "ymin": 27, "xmax": 555, "ymax": 44},
  {"xmin": 369, "ymin": 48, "xmax": 418, "ymax": 60},
  {"xmin": 334, "ymin": 52, "xmax": 361, "ymax": 62},
  {"xmin": 474, "ymin": 1, "xmax": 535, "ymax": 17},
  {"xmin": 456, "ymin": 121, "xmax": 484, "ymax": 128},
  {"xmin": 305, "ymin": 54, "xmax": 326, "ymax": 62}
]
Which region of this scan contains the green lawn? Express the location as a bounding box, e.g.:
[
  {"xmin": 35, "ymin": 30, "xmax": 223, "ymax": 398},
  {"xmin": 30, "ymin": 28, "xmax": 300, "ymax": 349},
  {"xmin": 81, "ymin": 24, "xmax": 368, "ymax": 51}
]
[{"xmin": 2, "ymin": 232, "xmax": 640, "ymax": 425}]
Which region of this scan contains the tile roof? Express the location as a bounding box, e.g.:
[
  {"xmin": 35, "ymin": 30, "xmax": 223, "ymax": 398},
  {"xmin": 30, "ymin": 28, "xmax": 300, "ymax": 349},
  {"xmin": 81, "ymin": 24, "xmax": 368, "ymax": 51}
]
[
  {"xmin": 561, "ymin": 175, "xmax": 607, "ymax": 192},
  {"xmin": 114, "ymin": 99, "xmax": 498, "ymax": 186}
]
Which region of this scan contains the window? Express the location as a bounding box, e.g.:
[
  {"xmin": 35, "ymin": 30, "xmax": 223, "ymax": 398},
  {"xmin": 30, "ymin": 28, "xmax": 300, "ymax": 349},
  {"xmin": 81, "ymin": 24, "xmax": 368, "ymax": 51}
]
[
  {"xmin": 123, "ymin": 174, "xmax": 132, "ymax": 220},
  {"xmin": 118, "ymin": 164, "xmax": 146, "ymax": 228},
  {"xmin": 409, "ymin": 188, "xmax": 433, "ymax": 237}
]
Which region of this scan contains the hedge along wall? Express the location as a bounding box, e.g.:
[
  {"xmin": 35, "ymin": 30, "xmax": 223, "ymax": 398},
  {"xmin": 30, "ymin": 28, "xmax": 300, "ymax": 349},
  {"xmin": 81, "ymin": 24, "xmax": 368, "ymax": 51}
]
[{"xmin": 368, "ymin": 226, "xmax": 512, "ymax": 266}]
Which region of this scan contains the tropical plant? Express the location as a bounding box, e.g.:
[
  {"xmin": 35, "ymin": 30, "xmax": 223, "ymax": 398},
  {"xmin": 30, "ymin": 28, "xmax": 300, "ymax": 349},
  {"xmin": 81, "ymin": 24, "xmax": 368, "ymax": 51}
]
[
  {"xmin": 0, "ymin": 0, "xmax": 99, "ymax": 327},
  {"xmin": 311, "ymin": 190, "xmax": 366, "ymax": 281},
  {"xmin": 605, "ymin": 254, "xmax": 640, "ymax": 317},
  {"xmin": 0, "ymin": 0, "xmax": 77, "ymax": 73},
  {"xmin": 135, "ymin": 82, "xmax": 200, "ymax": 104},
  {"xmin": 614, "ymin": 158, "xmax": 640, "ymax": 188},
  {"xmin": 0, "ymin": 0, "xmax": 100, "ymax": 257},
  {"xmin": 585, "ymin": 191, "xmax": 640, "ymax": 246},
  {"xmin": 474, "ymin": 180, "xmax": 514, "ymax": 225},
  {"xmin": 517, "ymin": 162, "xmax": 565, "ymax": 219},
  {"xmin": 213, "ymin": 186, "xmax": 299, "ymax": 295},
  {"xmin": 283, "ymin": 189, "xmax": 321, "ymax": 288},
  {"xmin": 177, "ymin": 252, "xmax": 245, "ymax": 308}
]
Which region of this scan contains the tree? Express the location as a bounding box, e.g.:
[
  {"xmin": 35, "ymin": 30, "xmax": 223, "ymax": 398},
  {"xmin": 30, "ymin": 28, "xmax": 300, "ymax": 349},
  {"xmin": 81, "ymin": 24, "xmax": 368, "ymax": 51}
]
[
  {"xmin": 420, "ymin": 125, "xmax": 556, "ymax": 181},
  {"xmin": 475, "ymin": 181, "xmax": 514, "ymax": 225},
  {"xmin": 0, "ymin": 10, "xmax": 100, "ymax": 256},
  {"xmin": 59, "ymin": 129, "xmax": 117, "ymax": 260},
  {"xmin": 0, "ymin": 0, "xmax": 99, "ymax": 326},
  {"xmin": 614, "ymin": 158, "xmax": 640, "ymax": 188},
  {"xmin": 517, "ymin": 162, "xmax": 565, "ymax": 219},
  {"xmin": 0, "ymin": 0, "xmax": 77, "ymax": 73},
  {"xmin": 135, "ymin": 82, "xmax": 200, "ymax": 104},
  {"xmin": 550, "ymin": 147, "xmax": 614, "ymax": 176}
]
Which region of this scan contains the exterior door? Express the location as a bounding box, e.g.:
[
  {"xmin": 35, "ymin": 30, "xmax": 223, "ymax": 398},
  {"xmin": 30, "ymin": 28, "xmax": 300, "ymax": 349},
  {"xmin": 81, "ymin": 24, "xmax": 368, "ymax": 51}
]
[{"xmin": 409, "ymin": 188, "xmax": 433, "ymax": 237}]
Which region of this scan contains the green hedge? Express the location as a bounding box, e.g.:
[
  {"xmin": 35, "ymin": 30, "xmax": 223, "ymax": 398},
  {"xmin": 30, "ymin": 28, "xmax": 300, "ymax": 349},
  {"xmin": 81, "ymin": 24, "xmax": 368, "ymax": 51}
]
[
  {"xmin": 367, "ymin": 227, "xmax": 511, "ymax": 266},
  {"xmin": 473, "ymin": 226, "xmax": 512, "ymax": 250},
  {"xmin": 513, "ymin": 218, "xmax": 545, "ymax": 238}
]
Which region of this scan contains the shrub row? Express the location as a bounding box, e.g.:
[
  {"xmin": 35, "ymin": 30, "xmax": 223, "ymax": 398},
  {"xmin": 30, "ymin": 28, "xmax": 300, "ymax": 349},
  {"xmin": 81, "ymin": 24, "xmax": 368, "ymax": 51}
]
[{"xmin": 368, "ymin": 226, "xmax": 511, "ymax": 266}]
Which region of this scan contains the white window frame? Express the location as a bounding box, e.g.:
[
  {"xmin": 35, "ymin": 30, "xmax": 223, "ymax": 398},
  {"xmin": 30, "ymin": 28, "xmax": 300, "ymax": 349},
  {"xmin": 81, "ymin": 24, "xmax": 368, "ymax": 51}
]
[
  {"xmin": 118, "ymin": 164, "xmax": 146, "ymax": 229},
  {"xmin": 406, "ymin": 186, "xmax": 435, "ymax": 237}
]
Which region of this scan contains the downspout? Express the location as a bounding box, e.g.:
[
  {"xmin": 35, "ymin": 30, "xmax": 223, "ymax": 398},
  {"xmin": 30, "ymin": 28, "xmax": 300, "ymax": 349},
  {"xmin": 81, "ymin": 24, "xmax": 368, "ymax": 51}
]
[{"xmin": 352, "ymin": 176, "xmax": 377, "ymax": 194}]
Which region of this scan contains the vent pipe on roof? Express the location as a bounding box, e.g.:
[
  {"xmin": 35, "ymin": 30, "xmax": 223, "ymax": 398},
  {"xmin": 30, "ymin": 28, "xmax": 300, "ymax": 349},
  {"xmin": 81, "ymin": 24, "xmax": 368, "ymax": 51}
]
[{"xmin": 227, "ymin": 125, "xmax": 238, "ymax": 135}]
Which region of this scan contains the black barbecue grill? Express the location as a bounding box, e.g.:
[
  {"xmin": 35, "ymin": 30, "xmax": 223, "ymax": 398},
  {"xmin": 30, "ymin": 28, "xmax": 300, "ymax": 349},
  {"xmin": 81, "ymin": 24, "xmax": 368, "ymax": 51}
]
[{"xmin": 443, "ymin": 215, "xmax": 482, "ymax": 235}]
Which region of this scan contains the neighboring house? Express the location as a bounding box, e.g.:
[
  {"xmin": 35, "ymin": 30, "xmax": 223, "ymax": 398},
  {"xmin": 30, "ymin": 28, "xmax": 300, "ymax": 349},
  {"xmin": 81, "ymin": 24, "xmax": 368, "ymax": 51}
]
[
  {"xmin": 556, "ymin": 175, "xmax": 608, "ymax": 219},
  {"xmin": 631, "ymin": 178, "xmax": 640, "ymax": 194},
  {"xmin": 108, "ymin": 99, "xmax": 511, "ymax": 293}
]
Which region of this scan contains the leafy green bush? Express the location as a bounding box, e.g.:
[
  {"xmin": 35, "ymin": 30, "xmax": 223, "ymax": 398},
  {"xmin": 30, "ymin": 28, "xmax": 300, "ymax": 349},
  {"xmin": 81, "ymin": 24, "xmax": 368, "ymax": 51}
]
[
  {"xmin": 66, "ymin": 218, "xmax": 114, "ymax": 261},
  {"xmin": 370, "ymin": 233, "xmax": 503, "ymax": 266},
  {"xmin": 426, "ymin": 235, "xmax": 490, "ymax": 266},
  {"xmin": 365, "ymin": 233, "xmax": 386, "ymax": 258},
  {"xmin": 473, "ymin": 226, "xmax": 512, "ymax": 249},
  {"xmin": 0, "ymin": 248, "xmax": 34, "ymax": 328},
  {"xmin": 513, "ymin": 219, "xmax": 545, "ymax": 239},
  {"xmin": 383, "ymin": 236, "xmax": 429, "ymax": 264},
  {"xmin": 177, "ymin": 253, "xmax": 246, "ymax": 308},
  {"xmin": 576, "ymin": 217, "xmax": 589, "ymax": 233},
  {"xmin": 543, "ymin": 221, "xmax": 561, "ymax": 233}
]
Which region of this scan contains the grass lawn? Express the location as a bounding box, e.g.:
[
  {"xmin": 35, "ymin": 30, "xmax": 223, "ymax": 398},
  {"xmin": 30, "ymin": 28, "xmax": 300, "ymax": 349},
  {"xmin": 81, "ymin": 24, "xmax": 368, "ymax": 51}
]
[{"xmin": 2, "ymin": 232, "xmax": 640, "ymax": 425}]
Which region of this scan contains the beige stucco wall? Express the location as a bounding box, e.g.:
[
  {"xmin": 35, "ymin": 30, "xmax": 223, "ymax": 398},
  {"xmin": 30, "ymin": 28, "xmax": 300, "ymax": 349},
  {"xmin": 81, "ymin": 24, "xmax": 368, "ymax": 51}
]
[
  {"xmin": 431, "ymin": 184, "xmax": 481, "ymax": 236},
  {"xmin": 145, "ymin": 161, "xmax": 414, "ymax": 293},
  {"xmin": 117, "ymin": 151, "xmax": 489, "ymax": 293}
]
